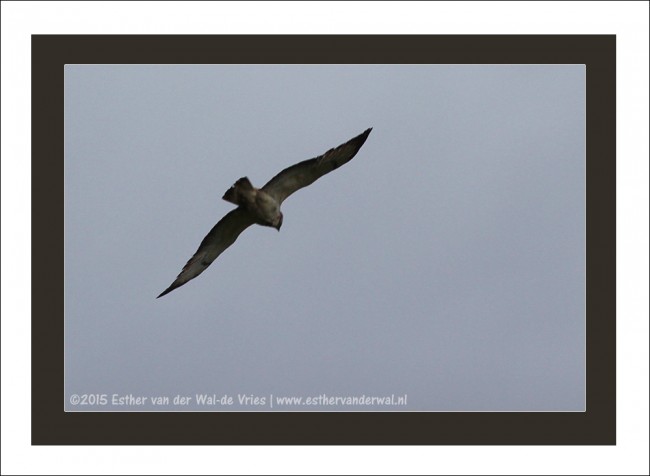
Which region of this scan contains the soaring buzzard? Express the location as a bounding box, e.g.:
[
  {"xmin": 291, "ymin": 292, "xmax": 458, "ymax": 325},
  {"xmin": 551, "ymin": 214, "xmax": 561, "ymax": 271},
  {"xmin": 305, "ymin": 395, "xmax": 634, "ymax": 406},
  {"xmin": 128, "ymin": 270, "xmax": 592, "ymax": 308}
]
[{"xmin": 157, "ymin": 128, "xmax": 372, "ymax": 298}]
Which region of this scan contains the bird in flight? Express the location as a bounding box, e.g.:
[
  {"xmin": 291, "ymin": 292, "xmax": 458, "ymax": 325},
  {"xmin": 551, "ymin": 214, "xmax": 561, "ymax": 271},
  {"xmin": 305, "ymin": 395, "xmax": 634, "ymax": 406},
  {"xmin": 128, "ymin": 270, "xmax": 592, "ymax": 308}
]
[{"xmin": 157, "ymin": 128, "xmax": 373, "ymax": 298}]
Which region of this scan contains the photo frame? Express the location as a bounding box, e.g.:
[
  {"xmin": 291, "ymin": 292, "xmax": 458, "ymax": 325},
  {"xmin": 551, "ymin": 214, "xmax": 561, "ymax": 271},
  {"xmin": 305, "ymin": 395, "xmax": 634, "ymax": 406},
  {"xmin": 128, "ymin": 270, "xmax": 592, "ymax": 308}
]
[{"xmin": 32, "ymin": 35, "xmax": 615, "ymax": 445}]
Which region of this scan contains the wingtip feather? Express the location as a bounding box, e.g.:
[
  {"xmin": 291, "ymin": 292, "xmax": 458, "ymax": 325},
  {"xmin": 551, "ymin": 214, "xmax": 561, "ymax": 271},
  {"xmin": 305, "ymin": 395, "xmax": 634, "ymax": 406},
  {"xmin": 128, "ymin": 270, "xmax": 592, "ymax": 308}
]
[
  {"xmin": 352, "ymin": 127, "xmax": 372, "ymax": 149},
  {"xmin": 157, "ymin": 282, "xmax": 180, "ymax": 299},
  {"xmin": 357, "ymin": 127, "xmax": 372, "ymax": 144}
]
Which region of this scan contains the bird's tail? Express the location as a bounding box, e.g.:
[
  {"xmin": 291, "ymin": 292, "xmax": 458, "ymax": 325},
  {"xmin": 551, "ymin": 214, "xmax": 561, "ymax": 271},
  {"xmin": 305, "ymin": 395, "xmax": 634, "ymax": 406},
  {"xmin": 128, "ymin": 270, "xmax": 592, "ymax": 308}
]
[{"xmin": 223, "ymin": 177, "xmax": 254, "ymax": 205}]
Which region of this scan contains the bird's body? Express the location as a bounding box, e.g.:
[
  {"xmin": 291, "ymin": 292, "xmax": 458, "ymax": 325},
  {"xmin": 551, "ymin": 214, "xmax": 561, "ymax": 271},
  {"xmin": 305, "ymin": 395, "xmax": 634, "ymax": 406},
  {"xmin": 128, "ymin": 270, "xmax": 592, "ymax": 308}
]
[
  {"xmin": 222, "ymin": 177, "xmax": 283, "ymax": 230},
  {"xmin": 157, "ymin": 128, "xmax": 372, "ymax": 298}
]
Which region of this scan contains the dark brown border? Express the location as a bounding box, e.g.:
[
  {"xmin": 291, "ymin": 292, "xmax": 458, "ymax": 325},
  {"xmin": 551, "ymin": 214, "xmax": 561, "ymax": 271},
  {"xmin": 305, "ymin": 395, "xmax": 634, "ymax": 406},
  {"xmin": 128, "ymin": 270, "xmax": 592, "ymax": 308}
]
[{"xmin": 32, "ymin": 35, "xmax": 615, "ymax": 445}]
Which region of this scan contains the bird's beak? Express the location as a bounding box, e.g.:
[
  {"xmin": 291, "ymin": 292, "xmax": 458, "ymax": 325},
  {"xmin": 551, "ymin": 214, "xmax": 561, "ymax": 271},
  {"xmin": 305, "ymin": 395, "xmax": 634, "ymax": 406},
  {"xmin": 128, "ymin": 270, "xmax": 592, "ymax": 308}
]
[{"xmin": 275, "ymin": 225, "xmax": 281, "ymax": 232}]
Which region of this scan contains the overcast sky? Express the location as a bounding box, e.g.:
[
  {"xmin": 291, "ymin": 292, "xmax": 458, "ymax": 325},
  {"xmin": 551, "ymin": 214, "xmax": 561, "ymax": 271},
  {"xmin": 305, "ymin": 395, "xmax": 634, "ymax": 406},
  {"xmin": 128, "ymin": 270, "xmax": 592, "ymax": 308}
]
[{"xmin": 64, "ymin": 64, "xmax": 585, "ymax": 411}]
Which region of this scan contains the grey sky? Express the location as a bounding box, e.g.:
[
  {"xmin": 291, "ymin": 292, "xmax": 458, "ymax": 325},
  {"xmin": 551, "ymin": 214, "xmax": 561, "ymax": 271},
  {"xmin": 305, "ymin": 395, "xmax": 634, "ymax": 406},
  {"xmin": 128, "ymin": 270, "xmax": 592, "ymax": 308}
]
[{"xmin": 64, "ymin": 64, "xmax": 585, "ymax": 411}]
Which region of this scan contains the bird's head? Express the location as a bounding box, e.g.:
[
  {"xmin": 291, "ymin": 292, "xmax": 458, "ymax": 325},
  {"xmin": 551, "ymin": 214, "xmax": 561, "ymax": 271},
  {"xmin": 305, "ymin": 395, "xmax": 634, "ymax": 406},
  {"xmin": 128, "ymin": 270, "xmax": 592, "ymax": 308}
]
[{"xmin": 274, "ymin": 212, "xmax": 283, "ymax": 231}]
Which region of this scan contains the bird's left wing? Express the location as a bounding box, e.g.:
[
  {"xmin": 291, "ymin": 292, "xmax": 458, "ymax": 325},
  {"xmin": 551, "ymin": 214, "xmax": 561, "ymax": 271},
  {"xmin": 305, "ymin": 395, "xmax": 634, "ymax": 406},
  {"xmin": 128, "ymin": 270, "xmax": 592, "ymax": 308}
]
[
  {"xmin": 157, "ymin": 207, "xmax": 255, "ymax": 298},
  {"xmin": 262, "ymin": 128, "xmax": 372, "ymax": 204}
]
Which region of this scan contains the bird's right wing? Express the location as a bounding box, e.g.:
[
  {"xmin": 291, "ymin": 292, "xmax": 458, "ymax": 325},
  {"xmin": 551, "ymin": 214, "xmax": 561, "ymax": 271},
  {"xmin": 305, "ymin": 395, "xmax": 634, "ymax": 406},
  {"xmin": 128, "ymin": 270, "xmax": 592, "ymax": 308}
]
[
  {"xmin": 262, "ymin": 128, "xmax": 372, "ymax": 204},
  {"xmin": 157, "ymin": 207, "xmax": 255, "ymax": 298}
]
